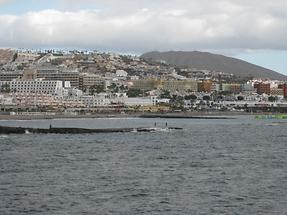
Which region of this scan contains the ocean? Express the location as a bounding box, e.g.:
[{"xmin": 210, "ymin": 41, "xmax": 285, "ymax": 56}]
[{"xmin": 0, "ymin": 116, "xmax": 286, "ymax": 214}]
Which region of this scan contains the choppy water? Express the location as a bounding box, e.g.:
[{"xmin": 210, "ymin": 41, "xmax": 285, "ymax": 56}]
[{"xmin": 0, "ymin": 116, "xmax": 286, "ymax": 215}]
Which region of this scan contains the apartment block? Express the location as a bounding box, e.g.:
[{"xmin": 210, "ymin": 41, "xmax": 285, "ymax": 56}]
[
  {"xmin": 0, "ymin": 71, "xmax": 23, "ymax": 81},
  {"xmin": 197, "ymin": 80, "xmax": 213, "ymax": 93},
  {"xmin": 221, "ymin": 83, "xmax": 241, "ymax": 94},
  {"xmin": 35, "ymin": 67, "xmax": 80, "ymax": 88},
  {"xmin": 0, "ymin": 80, "xmax": 65, "ymax": 96},
  {"xmin": 270, "ymin": 88, "xmax": 284, "ymax": 96},
  {"xmin": 79, "ymin": 73, "xmax": 106, "ymax": 91},
  {"xmin": 161, "ymin": 80, "xmax": 198, "ymax": 93},
  {"xmin": 254, "ymin": 83, "xmax": 271, "ymax": 95},
  {"xmin": 130, "ymin": 79, "xmax": 158, "ymax": 91},
  {"xmin": 278, "ymin": 83, "xmax": 287, "ymax": 98}
]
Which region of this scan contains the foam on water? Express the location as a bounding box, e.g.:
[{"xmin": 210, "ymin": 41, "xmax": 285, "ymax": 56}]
[{"xmin": 0, "ymin": 135, "xmax": 8, "ymax": 138}]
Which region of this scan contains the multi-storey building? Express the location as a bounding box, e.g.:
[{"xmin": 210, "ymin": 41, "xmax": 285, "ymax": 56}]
[
  {"xmin": 22, "ymin": 69, "xmax": 37, "ymax": 80},
  {"xmin": 80, "ymin": 95, "xmax": 109, "ymax": 107},
  {"xmin": 130, "ymin": 79, "xmax": 159, "ymax": 91},
  {"xmin": 35, "ymin": 67, "xmax": 80, "ymax": 88},
  {"xmin": 5, "ymin": 93, "xmax": 84, "ymax": 109},
  {"xmin": 0, "ymin": 94, "xmax": 15, "ymax": 106},
  {"xmin": 0, "ymin": 71, "xmax": 23, "ymax": 81},
  {"xmin": 270, "ymin": 88, "xmax": 284, "ymax": 96},
  {"xmin": 12, "ymin": 93, "xmax": 57, "ymax": 107},
  {"xmin": 197, "ymin": 80, "xmax": 213, "ymax": 93},
  {"xmin": 0, "ymin": 80, "xmax": 65, "ymax": 96},
  {"xmin": 229, "ymin": 84, "xmax": 241, "ymax": 94},
  {"xmin": 278, "ymin": 84, "xmax": 287, "ymax": 98},
  {"xmin": 242, "ymin": 83, "xmax": 255, "ymax": 92},
  {"xmin": 124, "ymin": 96, "xmax": 157, "ymax": 106},
  {"xmin": 221, "ymin": 83, "xmax": 231, "ymax": 92},
  {"xmin": 79, "ymin": 73, "xmax": 106, "ymax": 91},
  {"xmin": 254, "ymin": 83, "xmax": 271, "ymax": 95},
  {"xmin": 161, "ymin": 80, "xmax": 198, "ymax": 93},
  {"xmin": 221, "ymin": 83, "xmax": 241, "ymax": 94}
]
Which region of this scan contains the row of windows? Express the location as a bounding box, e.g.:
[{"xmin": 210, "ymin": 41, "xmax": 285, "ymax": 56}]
[
  {"xmin": 11, "ymin": 88, "xmax": 55, "ymax": 91},
  {"xmin": 11, "ymin": 85, "xmax": 56, "ymax": 89},
  {"xmin": 38, "ymin": 74, "xmax": 79, "ymax": 77},
  {"xmin": 12, "ymin": 90, "xmax": 54, "ymax": 93},
  {"xmin": 10, "ymin": 84, "xmax": 57, "ymax": 86}
]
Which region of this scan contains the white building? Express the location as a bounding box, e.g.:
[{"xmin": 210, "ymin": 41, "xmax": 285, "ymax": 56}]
[
  {"xmin": 169, "ymin": 71, "xmax": 187, "ymax": 80},
  {"xmin": 0, "ymin": 95, "xmax": 15, "ymax": 106},
  {"xmin": 80, "ymin": 93, "xmax": 128, "ymax": 107},
  {"xmin": 80, "ymin": 95, "xmax": 109, "ymax": 107},
  {"xmin": 123, "ymin": 96, "xmax": 157, "ymax": 106},
  {"xmin": 116, "ymin": 70, "xmax": 128, "ymax": 77},
  {"xmin": 0, "ymin": 79, "xmax": 66, "ymax": 96}
]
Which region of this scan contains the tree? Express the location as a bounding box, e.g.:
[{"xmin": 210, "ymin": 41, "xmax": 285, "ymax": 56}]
[
  {"xmin": 119, "ymin": 85, "xmax": 128, "ymax": 92},
  {"xmin": 219, "ymin": 91, "xmax": 231, "ymax": 96},
  {"xmin": 170, "ymin": 95, "xmax": 185, "ymax": 110},
  {"xmin": 17, "ymin": 64, "xmax": 24, "ymax": 70},
  {"xmin": 90, "ymin": 84, "xmax": 105, "ymax": 95},
  {"xmin": 95, "ymin": 85, "xmax": 105, "ymax": 94},
  {"xmin": 1, "ymin": 83, "xmax": 11, "ymax": 93},
  {"xmin": 160, "ymin": 90, "xmax": 171, "ymax": 99},
  {"xmin": 12, "ymin": 53, "xmax": 18, "ymax": 62},
  {"xmin": 237, "ymin": 96, "xmax": 244, "ymax": 101},
  {"xmin": 268, "ymin": 96, "xmax": 276, "ymax": 102},
  {"xmin": 127, "ymin": 89, "xmax": 142, "ymax": 97},
  {"xmin": 82, "ymin": 87, "xmax": 87, "ymax": 93},
  {"xmin": 184, "ymin": 94, "xmax": 197, "ymax": 101},
  {"xmin": 203, "ymin": 95, "xmax": 211, "ymax": 101},
  {"xmin": 108, "ymin": 83, "xmax": 119, "ymax": 93}
]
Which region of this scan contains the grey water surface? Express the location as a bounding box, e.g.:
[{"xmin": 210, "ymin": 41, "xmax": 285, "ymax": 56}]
[{"xmin": 0, "ymin": 116, "xmax": 286, "ymax": 215}]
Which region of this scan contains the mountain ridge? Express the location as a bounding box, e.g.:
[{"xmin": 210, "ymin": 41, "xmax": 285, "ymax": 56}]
[{"xmin": 141, "ymin": 51, "xmax": 287, "ymax": 80}]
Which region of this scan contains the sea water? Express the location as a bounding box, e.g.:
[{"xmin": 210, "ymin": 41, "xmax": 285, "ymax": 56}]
[{"xmin": 0, "ymin": 116, "xmax": 286, "ymax": 214}]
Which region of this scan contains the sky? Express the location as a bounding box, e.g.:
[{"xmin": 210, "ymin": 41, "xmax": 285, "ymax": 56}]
[{"xmin": 0, "ymin": 0, "xmax": 287, "ymax": 75}]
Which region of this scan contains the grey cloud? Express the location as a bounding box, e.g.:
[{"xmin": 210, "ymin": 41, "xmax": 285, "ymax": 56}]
[{"xmin": 0, "ymin": 0, "xmax": 287, "ymax": 53}]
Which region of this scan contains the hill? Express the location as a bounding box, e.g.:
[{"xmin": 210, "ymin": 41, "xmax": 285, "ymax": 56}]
[
  {"xmin": 0, "ymin": 49, "xmax": 16, "ymax": 65},
  {"xmin": 141, "ymin": 51, "xmax": 287, "ymax": 80}
]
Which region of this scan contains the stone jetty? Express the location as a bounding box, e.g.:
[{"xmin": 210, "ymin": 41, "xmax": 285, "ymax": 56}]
[{"xmin": 0, "ymin": 126, "xmax": 182, "ymax": 134}]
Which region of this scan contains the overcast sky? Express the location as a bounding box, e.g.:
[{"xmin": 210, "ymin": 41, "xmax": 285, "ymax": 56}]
[{"xmin": 0, "ymin": 0, "xmax": 287, "ymax": 75}]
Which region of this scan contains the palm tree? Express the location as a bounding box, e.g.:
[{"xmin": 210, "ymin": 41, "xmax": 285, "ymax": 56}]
[{"xmin": 1, "ymin": 83, "xmax": 11, "ymax": 93}]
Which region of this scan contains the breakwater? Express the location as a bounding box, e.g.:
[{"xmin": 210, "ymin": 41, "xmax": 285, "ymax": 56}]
[{"xmin": 0, "ymin": 126, "xmax": 182, "ymax": 134}]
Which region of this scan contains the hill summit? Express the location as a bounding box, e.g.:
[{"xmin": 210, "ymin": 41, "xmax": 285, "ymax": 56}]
[{"xmin": 141, "ymin": 51, "xmax": 287, "ymax": 80}]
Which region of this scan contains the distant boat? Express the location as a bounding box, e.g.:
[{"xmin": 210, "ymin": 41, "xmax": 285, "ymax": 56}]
[{"xmin": 255, "ymin": 114, "xmax": 287, "ymax": 120}]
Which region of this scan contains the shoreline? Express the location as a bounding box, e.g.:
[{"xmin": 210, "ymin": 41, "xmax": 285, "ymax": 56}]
[{"xmin": 0, "ymin": 111, "xmax": 261, "ymax": 121}]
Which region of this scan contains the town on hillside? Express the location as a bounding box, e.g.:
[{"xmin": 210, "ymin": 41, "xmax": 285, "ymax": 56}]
[{"xmin": 1, "ymin": 49, "xmax": 287, "ymax": 115}]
